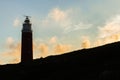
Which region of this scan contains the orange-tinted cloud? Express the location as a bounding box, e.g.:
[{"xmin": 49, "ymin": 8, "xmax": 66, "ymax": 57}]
[
  {"xmin": 38, "ymin": 43, "xmax": 49, "ymax": 58},
  {"xmin": 94, "ymin": 15, "xmax": 120, "ymax": 47},
  {"xmin": 0, "ymin": 42, "xmax": 21, "ymax": 64},
  {"xmin": 98, "ymin": 15, "xmax": 120, "ymax": 38},
  {"xmin": 2, "ymin": 28, "xmax": 120, "ymax": 65},
  {"xmin": 54, "ymin": 43, "xmax": 72, "ymax": 55},
  {"xmin": 81, "ymin": 36, "xmax": 91, "ymax": 49}
]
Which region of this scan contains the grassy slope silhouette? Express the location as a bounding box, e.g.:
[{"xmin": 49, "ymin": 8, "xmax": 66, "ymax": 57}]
[{"xmin": 0, "ymin": 41, "xmax": 120, "ymax": 80}]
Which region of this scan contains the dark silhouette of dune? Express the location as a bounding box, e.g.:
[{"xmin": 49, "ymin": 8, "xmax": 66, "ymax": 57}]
[{"xmin": 0, "ymin": 41, "xmax": 120, "ymax": 80}]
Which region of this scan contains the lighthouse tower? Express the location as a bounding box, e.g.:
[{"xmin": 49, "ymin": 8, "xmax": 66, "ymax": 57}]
[{"xmin": 21, "ymin": 16, "xmax": 33, "ymax": 63}]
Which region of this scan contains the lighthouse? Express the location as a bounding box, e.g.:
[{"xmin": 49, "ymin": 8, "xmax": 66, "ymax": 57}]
[{"xmin": 21, "ymin": 16, "xmax": 33, "ymax": 63}]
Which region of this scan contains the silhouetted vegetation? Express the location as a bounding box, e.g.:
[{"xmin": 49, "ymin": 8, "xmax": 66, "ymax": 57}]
[{"xmin": 0, "ymin": 41, "xmax": 120, "ymax": 80}]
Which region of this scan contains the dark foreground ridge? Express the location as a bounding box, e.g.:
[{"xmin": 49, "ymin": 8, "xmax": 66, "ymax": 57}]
[{"xmin": 1, "ymin": 42, "xmax": 120, "ymax": 80}]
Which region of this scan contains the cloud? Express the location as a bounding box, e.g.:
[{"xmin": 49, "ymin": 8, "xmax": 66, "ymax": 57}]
[
  {"xmin": 93, "ymin": 39, "xmax": 103, "ymax": 47},
  {"xmin": 0, "ymin": 60, "xmax": 4, "ymax": 65},
  {"xmin": 13, "ymin": 18, "xmax": 21, "ymax": 27},
  {"xmin": 98, "ymin": 34, "xmax": 120, "ymax": 46},
  {"xmin": 86, "ymin": 14, "xmax": 120, "ymax": 48},
  {"xmin": 0, "ymin": 42, "xmax": 21, "ymax": 64},
  {"xmin": 53, "ymin": 43, "xmax": 72, "ymax": 55},
  {"xmin": 74, "ymin": 23, "xmax": 92, "ymax": 30},
  {"xmin": 0, "ymin": 36, "xmax": 59, "ymax": 64},
  {"xmin": 92, "ymin": 33, "xmax": 120, "ymax": 48},
  {"xmin": 33, "ymin": 36, "xmax": 73, "ymax": 58},
  {"xmin": 64, "ymin": 22, "xmax": 92, "ymax": 33},
  {"xmin": 41, "ymin": 8, "xmax": 71, "ymax": 29},
  {"xmin": 95, "ymin": 15, "xmax": 120, "ymax": 45},
  {"xmin": 6, "ymin": 37, "xmax": 15, "ymax": 49},
  {"xmin": 6, "ymin": 37, "xmax": 14, "ymax": 45},
  {"xmin": 79, "ymin": 14, "xmax": 120, "ymax": 48},
  {"xmin": 48, "ymin": 8, "xmax": 68, "ymax": 23},
  {"xmin": 98, "ymin": 15, "xmax": 120, "ymax": 38},
  {"xmin": 41, "ymin": 8, "xmax": 92, "ymax": 34},
  {"xmin": 81, "ymin": 36, "xmax": 91, "ymax": 49},
  {"xmin": 0, "ymin": 37, "xmax": 21, "ymax": 64},
  {"xmin": 49, "ymin": 36, "xmax": 57, "ymax": 44},
  {"xmin": 38, "ymin": 43, "xmax": 49, "ymax": 58}
]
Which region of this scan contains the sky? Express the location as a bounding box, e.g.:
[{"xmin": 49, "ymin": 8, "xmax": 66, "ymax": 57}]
[{"xmin": 1, "ymin": 0, "xmax": 120, "ymax": 64}]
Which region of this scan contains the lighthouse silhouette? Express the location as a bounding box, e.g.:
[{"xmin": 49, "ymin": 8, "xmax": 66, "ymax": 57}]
[{"xmin": 21, "ymin": 16, "xmax": 33, "ymax": 63}]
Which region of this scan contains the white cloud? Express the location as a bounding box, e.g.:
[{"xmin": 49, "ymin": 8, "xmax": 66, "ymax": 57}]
[
  {"xmin": 6, "ymin": 37, "xmax": 14, "ymax": 45},
  {"xmin": 64, "ymin": 22, "xmax": 92, "ymax": 33},
  {"xmin": 13, "ymin": 18, "xmax": 21, "ymax": 27},
  {"xmin": 48, "ymin": 8, "xmax": 68, "ymax": 23},
  {"xmin": 41, "ymin": 8, "xmax": 92, "ymax": 33},
  {"xmin": 6, "ymin": 37, "xmax": 15, "ymax": 49},
  {"xmin": 49, "ymin": 36, "xmax": 57, "ymax": 44},
  {"xmin": 41, "ymin": 8, "xmax": 71, "ymax": 29},
  {"xmin": 74, "ymin": 23, "xmax": 92, "ymax": 30}
]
